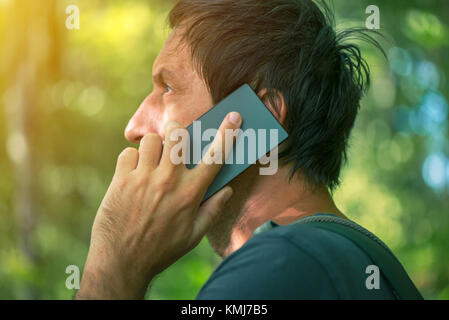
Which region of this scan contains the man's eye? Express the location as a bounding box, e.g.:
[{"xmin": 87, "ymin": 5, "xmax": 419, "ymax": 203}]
[{"xmin": 163, "ymin": 83, "xmax": 172, "ymax": 93}]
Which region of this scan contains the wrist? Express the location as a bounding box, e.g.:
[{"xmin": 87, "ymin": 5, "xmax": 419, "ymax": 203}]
[{"xmin": 77, "ymin": 254, "xmax": 150, "ymax": 300}]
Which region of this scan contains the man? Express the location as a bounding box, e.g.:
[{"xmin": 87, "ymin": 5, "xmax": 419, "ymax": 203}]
[{"xmin": 76, "ymin": 0, "xmax": 418, "ymax": 299}]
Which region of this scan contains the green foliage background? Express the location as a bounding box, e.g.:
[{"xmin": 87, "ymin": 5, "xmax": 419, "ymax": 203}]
[{"xmin": 0, "ymin": 0, "xmax": 448, "ymax": 299}]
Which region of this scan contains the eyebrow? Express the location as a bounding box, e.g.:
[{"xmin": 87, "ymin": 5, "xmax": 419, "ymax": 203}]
[{"xmin": 153, "ymin": 67, "xmax": 178, "ymax": 85}]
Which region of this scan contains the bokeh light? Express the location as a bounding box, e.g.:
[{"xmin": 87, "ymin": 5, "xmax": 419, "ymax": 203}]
[
  {"xmin": 388, "ymin": 47, "xmax": 413, "ymax": 77},
  {"xmin": 422, "ymin": 153, "xmax": 447, "ymax": 191}
]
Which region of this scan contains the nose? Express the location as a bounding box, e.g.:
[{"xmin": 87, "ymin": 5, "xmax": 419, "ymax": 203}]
[{"xmin": 124, "ymin": 98, "xmax": 162, "ymax": 144}]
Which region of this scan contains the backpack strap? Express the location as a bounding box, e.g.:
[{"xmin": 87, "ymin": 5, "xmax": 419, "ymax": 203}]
[{"xmin": 296, "ymin": 217, "xmax": 423, "ymax": 300}]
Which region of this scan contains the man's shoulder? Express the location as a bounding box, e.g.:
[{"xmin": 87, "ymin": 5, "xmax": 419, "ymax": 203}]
[
  {"xmin": 251, "ymin": 220, "xmax": 356, "ymax": 250},
  {"xmin": 225, "ymin": 221, "xmax": 378, "ymax": 283},
  {"xmin": 197, "ymin": 219, "xmax": 396, "ymax": 300},
  {"xmin": 230, "ymin": 220, "xmax": 371, "ymax": 262}
]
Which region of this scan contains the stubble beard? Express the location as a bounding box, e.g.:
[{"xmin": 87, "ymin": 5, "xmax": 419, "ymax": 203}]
[
  {"xmin": 205, "ymin": 167, "xmax": 258, "ymax": 258},
  {"xmin": 206, "ymin": 198, "xmax": 243, "ymax": 258}
]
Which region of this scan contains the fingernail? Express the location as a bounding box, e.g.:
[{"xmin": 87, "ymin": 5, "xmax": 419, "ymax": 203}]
[
  {"xmin": 228, "ymin": 112, "xmax": 241, "ymax": 126},
  {"xmin": 223, "ymin": 187, "xmax": 233, "ymax": 203}
]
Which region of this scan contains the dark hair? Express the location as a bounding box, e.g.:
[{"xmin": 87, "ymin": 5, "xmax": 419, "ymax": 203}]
[{"xmin": 169, "ymin": 0, "xmax": 383, "ymax": 190}]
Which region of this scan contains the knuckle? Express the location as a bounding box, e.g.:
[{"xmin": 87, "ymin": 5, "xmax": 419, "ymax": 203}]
[
  {"xmin": 182, "ymin": 183, "xmax": 200, "ymax": 200},
  {"xmin": 178, "ymin": 183, "xmax": 202, "ymax": 208},
  {"xmin": 177, "ymin": 195, "xmax": 195, "ymax": 210},
  {"xmin": 170, "ymin": 127, "xmax": 189, "ymax": 143},
  {"xmin": 155, "ymin": 169, "xmax": 179, "ymax": 192},
  {"xmin": 142, "ymin": 133, "xmax": 162, "ymax": 145},
  {"xmin": 114, "ymin": 176, "xmax": 137, "ymax": 194},
  {"xmin": 119, "ymin": 147, "xmax": 138, "ymax": 159},
  {"xmin": 114, "ymin": 176, "xmax": 128, "ymax": 189},
  {"xmin": 177, "ymin": 196, "xmax": 194, "ymax": 211},
  {"xmin": 134, "ymin": 175, "xmax": 149, "ymax": 191},
  {"xmin": 165, "ymin": 121, "xmax": 184, "ymax": 136}
]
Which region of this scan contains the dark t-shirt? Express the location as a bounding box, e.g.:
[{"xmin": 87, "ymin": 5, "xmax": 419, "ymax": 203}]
[{"xmin": 197, "ymin": 214, "xmax": 398, "ymax": 300}]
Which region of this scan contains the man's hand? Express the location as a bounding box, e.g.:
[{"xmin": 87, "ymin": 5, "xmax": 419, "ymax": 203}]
[{"xmin": 77, "ymin": 112, "xmax": 242, "ymax": 299}]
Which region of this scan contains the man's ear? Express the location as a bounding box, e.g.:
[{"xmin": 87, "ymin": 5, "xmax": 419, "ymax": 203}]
[{"xmin": 258, "ymin": 88, "xmax": 288, "ymax": 126}]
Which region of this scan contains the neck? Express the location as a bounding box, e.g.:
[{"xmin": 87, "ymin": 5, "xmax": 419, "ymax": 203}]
[{"xmin": 218, "ymin": 164, "xmax": 345, "ymax": 257}]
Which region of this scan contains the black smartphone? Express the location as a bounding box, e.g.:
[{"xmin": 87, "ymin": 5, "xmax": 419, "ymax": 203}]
[{"xmin": 185, "ymin": 84, "xmax": 289, "ymax": 202}]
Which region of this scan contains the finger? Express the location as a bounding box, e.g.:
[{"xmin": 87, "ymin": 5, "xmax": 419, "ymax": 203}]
[
  {"xmin": 160, "ymin": 121, "xmax": 190, "ymax": 168},
  {"xmin": 191, "ymin": 186, "xmax": 233, "ymax": 244},
  {"xmin": 195, "ymin": 112, "xmax": 242, "ymax": 185},
  {"xmin": 115, "ymin": 147, "xmax": 139, "ymax": 177},
  {"xmin": 137, "ymin": 133, "xmax": 163, "ymax": 171}
]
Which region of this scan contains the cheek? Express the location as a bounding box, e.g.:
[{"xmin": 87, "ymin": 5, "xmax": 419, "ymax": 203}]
[{"xmin": 165, "ymin": 90, "xmax": 213, "ymax": 127}]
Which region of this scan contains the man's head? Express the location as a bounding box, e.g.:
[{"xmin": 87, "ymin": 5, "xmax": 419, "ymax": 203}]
[
  {"xmin": 125, "ymin": 0, "xmax": 379, "ymax": 256},
  {"xmin": 167, "ymin": 0, "xmax": 379, "ymax": 190}
]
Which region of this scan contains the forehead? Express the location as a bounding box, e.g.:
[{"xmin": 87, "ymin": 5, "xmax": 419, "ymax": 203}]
[{"xmin": 153, "ymin": 29, "xmax": 194, "ymax": 76}]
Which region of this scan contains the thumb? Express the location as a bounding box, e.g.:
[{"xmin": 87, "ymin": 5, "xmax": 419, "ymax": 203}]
[{"xmin": 191, "ymin": 186, "xmax": 233, "ymax": 244}]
